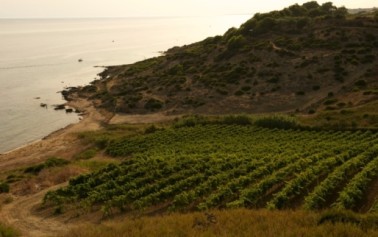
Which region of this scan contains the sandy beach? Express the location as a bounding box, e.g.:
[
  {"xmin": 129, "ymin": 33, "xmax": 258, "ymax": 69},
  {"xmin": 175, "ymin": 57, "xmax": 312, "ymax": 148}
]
[{"xmin": 0, "ymin": 92, "xmax": 181, "ymax": 173}]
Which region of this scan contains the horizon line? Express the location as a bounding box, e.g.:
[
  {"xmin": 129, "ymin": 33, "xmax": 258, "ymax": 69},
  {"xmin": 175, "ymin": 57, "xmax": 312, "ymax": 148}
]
[{"xmin": 0, "ymin": 14, "xmax": 254, "ymax": 20}]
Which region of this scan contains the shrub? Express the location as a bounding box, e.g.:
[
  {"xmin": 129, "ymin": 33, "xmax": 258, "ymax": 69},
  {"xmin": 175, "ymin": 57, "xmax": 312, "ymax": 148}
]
[
  {"xmin": 0, "ymin": 182, "xmax": 10, "ymax": 193},
  {"xmin": 44, "ymin": 157, "xmax": 70, "ymax": 167},
  {"xmin": 227, "ymin": 35, "xmax": 247, "ymax": 50},
  {"xmin": 0, "ymin": 222, "xmax": 20, "ymax": 237},
  {"xmin": 92, "ymin": 136, "xmax": 110, "ymax": 149},
  {"xmin": 221, "ymin": 115, "xmax": 252, "ymax": 126},
  {"xmin": 167, "ymin": 64, "xmax": 184, "ymax": 75},
  {"xmin": 323, "ymin": 98, "xmax": 338, "ymax": 105},
  {"xmin": 354, "ymin": 80, "xmax": 367, "ymax": 87},
  {"xmin": 24, "ymin": 157, "xmax": 69, "ymax": 175},
  {"xmin": 360, "ymin": 55, "xmax": 375, "ymax": 64},
  {"xmin": 241, "ymin": 86, "xmax": 251, "ymax": 91},
  {"xmin": 74, "ymin": 149, "xmax": 97, "ymax": 160},
  {"xmin": 144, "ymin": 125, "xmax": 158, "ymax": 134},
  {"xmin": 144, "ymin": 99, "xmax": 163, "ymax": 111},
  {"xmin": 173, "ymin": 115, "xmax": 210, "ymax": 128},
  {"xmin": 254, "ymin": 115, "xmax": 299, "ymax": 129},
  {"xmin": 234, "ymin": 90, "xmax": 244, "ymax": 96},
  {"xmin": 216, "ymin": 89, "xmax": 228, "ymax": 95},
  {"xmin": 24, "ymin": 164, "xmax": 45, "ymax": 174},
  {"xmin": 267, "ymin": 77, "xmax": 280, "ymax": 83},
  {"xmin": 255, "ymin": 17, "xmax": 277, "ymax": 34}
]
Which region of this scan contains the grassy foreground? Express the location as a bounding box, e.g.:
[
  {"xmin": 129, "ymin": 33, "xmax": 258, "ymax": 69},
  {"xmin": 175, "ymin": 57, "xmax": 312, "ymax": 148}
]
[{"xmin": 64, "ymin": 209, "xmax": 378, "ymax": 237}]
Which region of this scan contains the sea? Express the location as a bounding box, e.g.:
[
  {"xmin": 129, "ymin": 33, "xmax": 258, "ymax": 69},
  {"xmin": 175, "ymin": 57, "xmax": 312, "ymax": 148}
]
[{"xmin": 0, "ymin": 15, "xmax": 251, "ymax": 153}]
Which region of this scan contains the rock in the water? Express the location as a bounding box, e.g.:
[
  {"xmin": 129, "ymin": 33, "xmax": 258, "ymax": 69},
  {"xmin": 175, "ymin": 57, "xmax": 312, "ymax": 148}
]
[
  {"xmin": 54, "ymin": 104, "xmax": 65, "ymax": 110},
  {"xmin": 61, "ymin": 87, "xmax": 79, "ymax": 101}
]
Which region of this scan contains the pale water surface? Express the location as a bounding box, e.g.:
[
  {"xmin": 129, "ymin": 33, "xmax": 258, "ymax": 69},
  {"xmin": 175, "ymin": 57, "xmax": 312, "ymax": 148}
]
[{"xmin": 0, "ymin": 16, "xmax": 251, "ymax": 153}]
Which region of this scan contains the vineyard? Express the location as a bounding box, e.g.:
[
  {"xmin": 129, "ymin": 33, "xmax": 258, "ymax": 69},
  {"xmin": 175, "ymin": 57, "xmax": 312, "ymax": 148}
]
[{"xmin": 44, "ymin": 124, "xmax": 378, "ymax": 215}]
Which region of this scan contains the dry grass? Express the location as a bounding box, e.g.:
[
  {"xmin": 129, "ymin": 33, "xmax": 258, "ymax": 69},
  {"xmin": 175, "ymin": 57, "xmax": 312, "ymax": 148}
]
[
  {"xmin": 62, "ymin": 209, "xmax": 378, "ymax": 237},
  {"xmin": 12, "ymin": 166, "xmax": 84, "ymax": 196}
]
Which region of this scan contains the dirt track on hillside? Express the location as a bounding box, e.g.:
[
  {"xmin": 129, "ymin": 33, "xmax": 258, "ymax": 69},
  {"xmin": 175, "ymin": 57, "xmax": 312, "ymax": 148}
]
[
  {"xmin": 0, "ymin": 185, "xmax": 73, "ymax": 237},
  {"xmin": 0, "ymin": 98, "xmax": 107, "ymax": 237}
]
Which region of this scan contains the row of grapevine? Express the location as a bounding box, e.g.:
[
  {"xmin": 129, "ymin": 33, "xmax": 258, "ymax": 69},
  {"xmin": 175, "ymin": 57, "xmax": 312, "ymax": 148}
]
[
  {"xmin": 43, "ymin": 125, "xmax": 378, "ymax": 214},
  {"xmin": 304, "ymin": 145, "xmax": 378, "ymax": 210},
  {"xmin": 333, "ymin": 149, "xmax": 378, "ymax": 210}
]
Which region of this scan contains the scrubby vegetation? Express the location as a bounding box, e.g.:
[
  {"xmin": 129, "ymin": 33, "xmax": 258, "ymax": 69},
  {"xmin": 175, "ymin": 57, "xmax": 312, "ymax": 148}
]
[
  {"xmin": 65, "ymin": 1, "xmax": 378, "ymax": 126},
  {"xmin": 24, "ymin": 157, "xmax": 69, "ymax": 175}
]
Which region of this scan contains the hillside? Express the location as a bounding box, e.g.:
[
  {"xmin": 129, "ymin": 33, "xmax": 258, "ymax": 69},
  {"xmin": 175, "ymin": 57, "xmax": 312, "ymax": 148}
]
[
  {"xmin": 66, "ymin": 2, "xmax": 378, "ymax": 129},
  {"xmin": 1, "ymin": 2, "xmax": 378, "ymax": 237}
]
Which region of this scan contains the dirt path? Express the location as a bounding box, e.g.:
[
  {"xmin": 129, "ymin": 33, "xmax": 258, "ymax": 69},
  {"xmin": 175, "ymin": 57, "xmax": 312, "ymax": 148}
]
[
  {"xmin": 0, "ymin": 185, "xmax": 72, "ymax": 237},
  {"xmin": 110, "ymin": 112, "xmax": 179, "ymax": 124}
]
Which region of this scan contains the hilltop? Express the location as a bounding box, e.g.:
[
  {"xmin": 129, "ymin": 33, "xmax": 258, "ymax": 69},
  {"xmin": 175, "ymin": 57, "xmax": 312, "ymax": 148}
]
[{"xmin": 67, "ymin": 1, "xmax": 378, "ymax": 129}]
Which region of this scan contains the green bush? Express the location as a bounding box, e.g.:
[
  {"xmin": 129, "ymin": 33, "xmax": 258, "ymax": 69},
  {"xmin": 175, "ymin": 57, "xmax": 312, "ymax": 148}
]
[
  {"xmin": 267, "ymin": 77, "xmax": 280, "ymax": 83},
  {"xmin": 173, "ymin": 115, "xmax": 210, "ymax": 128},
  {"xmin": 227, "ymin": 35, "xmax": 247, "ymax": 50},
  {"xmin": 74, "ymin": 149, "xmax": 97, "ymax": 160},
  {"xmin": 144, "ymin": 125, "xmax": 158, "ymax": 134},
  {"xmin": 241, "ymin": 86, "xmax": 251, "ymax": 91},
  {"xmin": 323, "ymin": 98, "xmax": 338, "ymax": 105},
  {"xmin": 24, "ymin": 157, "xmax": 69, "ymax": 175},
  {"xmin": 144, "ymin": 99, "xmax": 163, "ymax": 111},
  {"xmin": 0, "ymin": 222, "xmax": 20, "ymax": 237},
  {"xmin": 0, "ymin": 182, "xmax": 10, "ymax": 193},
  {"xmin": 234, "ymin": 90, "xmax": 244, "ymax": 96},
  {"xmin": 254, "ymin": 116, "xmax": 299, "ymax": 129},
  {"xmin": 221, "ymin": 115, "xmax": 252, "ymax": 126},
  {"xmin": 255, "ymin": 17, "xmax": 277, "ymax": 34},
  {"xmin": 354, "ymin": 80, "xmax": 367, "ymax": 87}
]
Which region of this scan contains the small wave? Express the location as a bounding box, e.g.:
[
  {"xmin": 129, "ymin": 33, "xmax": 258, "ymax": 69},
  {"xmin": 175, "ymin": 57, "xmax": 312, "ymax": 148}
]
[{"xmin": 0, "ymin": 62, "xmax": 70, "ymax": 70}]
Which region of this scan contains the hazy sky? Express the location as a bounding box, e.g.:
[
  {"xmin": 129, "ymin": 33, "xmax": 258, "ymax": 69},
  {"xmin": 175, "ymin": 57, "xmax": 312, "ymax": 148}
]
[{"xmin": 0, "ymin": 0, "xmax": 376, "ymax": 18}]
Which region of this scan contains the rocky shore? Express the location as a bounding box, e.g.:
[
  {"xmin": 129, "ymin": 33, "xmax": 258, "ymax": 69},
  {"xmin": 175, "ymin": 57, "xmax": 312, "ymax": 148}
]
[{"xmin": 0, "ymin": 94, "xmax": 111, "ymax": 172}]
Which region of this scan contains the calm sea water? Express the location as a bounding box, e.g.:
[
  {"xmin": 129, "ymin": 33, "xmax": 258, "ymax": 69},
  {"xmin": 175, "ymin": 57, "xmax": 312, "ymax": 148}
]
[{"xmin": 0, "ymin": 16, "xmax": 250, "ymax": 153}]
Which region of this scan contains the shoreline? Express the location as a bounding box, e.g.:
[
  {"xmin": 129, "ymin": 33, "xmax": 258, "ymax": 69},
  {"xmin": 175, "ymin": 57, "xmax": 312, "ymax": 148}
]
[
  {"xmin": 0, "ymin": 90, "xmax": 180, "ymax": 171},
  {"xmin": 0, "ymin": 95, "xmax": 111, "ymax": 172}
]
